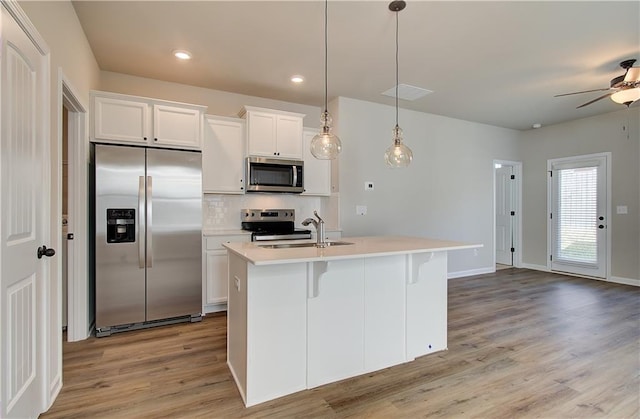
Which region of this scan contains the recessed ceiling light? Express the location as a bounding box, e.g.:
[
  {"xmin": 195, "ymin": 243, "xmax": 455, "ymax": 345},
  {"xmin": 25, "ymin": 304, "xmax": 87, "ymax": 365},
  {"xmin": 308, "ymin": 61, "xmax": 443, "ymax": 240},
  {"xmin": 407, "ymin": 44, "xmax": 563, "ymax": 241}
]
[
  {"xmin": 173, "ymin": 50, "xmax": 192, "ymax": 60},
  {"xmin": 532, "ymin": 123, "xmax": 542, "ymax": 129},
  {"xmin": 291, "ymin": 75, "xmax": 304, "ymax": 83}
]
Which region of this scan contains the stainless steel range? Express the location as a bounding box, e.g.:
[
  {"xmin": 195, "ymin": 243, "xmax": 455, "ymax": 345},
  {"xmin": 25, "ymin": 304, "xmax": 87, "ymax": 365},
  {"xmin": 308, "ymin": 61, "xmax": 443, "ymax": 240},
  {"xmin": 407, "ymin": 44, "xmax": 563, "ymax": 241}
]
[{"xmin": 241, "ymin": 209, "xmax": 311, "ymax": 241}]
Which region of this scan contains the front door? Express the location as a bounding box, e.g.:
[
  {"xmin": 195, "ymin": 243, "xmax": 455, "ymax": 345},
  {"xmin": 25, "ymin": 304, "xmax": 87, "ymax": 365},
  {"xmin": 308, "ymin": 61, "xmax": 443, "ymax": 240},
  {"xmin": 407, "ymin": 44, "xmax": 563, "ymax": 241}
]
[
  {"xmin": 549, "ymin": 154, "xmax": 608, "ymax": 278},
  {"xmin": 1, "ymin": 3, "xmax": 51, "ymax": 417}
]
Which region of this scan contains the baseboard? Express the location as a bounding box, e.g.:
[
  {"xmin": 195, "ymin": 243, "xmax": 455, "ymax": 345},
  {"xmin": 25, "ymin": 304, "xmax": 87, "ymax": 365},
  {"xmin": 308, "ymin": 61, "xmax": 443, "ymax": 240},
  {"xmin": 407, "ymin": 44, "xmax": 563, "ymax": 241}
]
[
  {"xmin": 448, "ymin": 266, "xmax": 495, "ymax": 279},
  {"xmin": 203, "ymin": 302, "xmax": 227, "ymax": 314},
  {"xmin": 521, "ymin": 263, "xmax": 549, "ymax": 272},
  {"xmin": 609, "ymin": 276, "xmax": 640, "ymax": 287},
  {"xmin": 519, "ymin": 264, "xmax": 639, "ymax": 287}
]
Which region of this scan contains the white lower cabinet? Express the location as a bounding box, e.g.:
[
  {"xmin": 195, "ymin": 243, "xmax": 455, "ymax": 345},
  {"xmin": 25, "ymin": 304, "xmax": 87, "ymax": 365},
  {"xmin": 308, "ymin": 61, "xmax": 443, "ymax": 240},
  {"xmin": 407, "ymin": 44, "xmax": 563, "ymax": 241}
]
[{"xmin": 203, "ymin": 234, "xmax": 249, "ymax": 313}]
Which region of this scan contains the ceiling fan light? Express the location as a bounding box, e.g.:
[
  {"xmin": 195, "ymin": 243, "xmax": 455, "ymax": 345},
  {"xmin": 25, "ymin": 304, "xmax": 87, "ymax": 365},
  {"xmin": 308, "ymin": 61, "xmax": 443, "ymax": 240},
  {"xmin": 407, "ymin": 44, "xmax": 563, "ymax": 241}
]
[
  {"xmin": 611, "ymin": 88, "xmax": 640, "ymax": 104},
  {"xmin": 623, "ymin": 67, "xmax": 640, "ymax": 83}
]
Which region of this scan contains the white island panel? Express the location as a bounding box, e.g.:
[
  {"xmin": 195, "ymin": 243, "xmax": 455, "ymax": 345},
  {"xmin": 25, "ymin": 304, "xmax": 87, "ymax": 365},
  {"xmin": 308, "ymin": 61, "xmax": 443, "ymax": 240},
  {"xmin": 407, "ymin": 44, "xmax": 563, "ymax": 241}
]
[
  {"xmin": 364, "ymin": 255, "xmax": 407, "ymax": 373},
  {"xmin": 307, "ymin": 259, "xmax": 365, "ymax": 388},
  {"xmin": 246, "ymin": 262, "xmax": 307, "ymax": 406},
  {"xmin": 407, "ymin": 251, "xmax": 448, "ymax": 359}
]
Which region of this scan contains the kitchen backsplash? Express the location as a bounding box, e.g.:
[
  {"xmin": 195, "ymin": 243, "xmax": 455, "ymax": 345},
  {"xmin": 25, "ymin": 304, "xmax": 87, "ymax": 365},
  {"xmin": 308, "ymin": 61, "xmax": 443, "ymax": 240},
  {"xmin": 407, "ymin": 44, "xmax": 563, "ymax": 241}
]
[{"xmin": 203, "ymin": 193, "xmax": 340, "ymax": 231}]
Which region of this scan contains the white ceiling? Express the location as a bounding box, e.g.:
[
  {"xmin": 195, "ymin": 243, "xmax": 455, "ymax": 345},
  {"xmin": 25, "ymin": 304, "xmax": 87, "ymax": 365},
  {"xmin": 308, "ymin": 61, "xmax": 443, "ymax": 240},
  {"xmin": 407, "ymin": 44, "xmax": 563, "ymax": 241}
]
[{"xmin": 71, "ymin": 1, "xmax": 640, "ymax": 131}]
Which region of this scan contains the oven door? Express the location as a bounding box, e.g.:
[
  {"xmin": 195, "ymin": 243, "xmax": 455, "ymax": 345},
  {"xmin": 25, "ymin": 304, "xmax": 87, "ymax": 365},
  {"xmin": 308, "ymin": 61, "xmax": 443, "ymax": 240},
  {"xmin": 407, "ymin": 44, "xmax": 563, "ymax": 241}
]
[{"xmin": 246, "ymin": 157, "xmax": 304, "ymax": 193}]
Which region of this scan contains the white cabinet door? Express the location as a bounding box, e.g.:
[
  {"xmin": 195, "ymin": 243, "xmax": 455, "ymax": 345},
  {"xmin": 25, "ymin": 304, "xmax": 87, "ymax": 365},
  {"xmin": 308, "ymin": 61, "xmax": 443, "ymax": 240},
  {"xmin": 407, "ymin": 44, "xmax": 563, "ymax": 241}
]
[
  {"xmin": 363, "ymin": 256, "xmax": 406, "ymax": 372},
  {"xmin": 242, "ymin": 106, "xmax": 304, "ymax": 159},
  {"xmin": 206, "ymin": 252, "xmax": 228, "ymax": 305},
  {"xmin": 276, "ymin": 114, "xmax": 303, "ymax": 159},
  {"xmin": 153, "ymin": 104, "xmax": 202, "ymax": 149},
  {"xmin": 203, "ymin": 116, "xmax": 245, "ymax": 193},
  {"xmin": 93, "ymin": 95, "xmax": 151, "ymax": 144},
  {"xmin": 203, "ymin": 235, "xmax": 249, "ymax": 313},
  {"xmin": 302, "ymin": 128, "xmax": 331, "ymax": 196},
  {"xmin": 406, "ymin": 251, "xmax": 448, "ymax": 359},
  {"xmin": 307, "ymin": 259, "xmax": 365, "ymax": 388},
  {"xmin": 246, "ymin": 110, "xmax": 277, "ymax": 157},
  {"xmin": 92, "ymin": 92, "xmax": 205, "ymax": 150}
]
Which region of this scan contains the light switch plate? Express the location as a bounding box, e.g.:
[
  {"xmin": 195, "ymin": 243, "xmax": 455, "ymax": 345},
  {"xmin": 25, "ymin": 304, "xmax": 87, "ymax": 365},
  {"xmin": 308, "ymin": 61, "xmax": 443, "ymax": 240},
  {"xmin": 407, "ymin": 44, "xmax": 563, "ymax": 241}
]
[
  {"xmin": 616, "ymin": 205, "xmax": 628, "ymax": 214},
  {"xmin": 356, "ymin": 205, "xmax": 367, "ymax": 215}
]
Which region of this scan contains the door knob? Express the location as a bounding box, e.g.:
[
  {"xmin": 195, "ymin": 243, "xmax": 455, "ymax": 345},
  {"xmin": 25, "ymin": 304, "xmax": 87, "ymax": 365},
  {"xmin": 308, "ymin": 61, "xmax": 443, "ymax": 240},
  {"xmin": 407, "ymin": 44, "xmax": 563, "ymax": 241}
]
[{"xmin": 37, "ymin": 245, "xmax": 56, "ymax": 259}]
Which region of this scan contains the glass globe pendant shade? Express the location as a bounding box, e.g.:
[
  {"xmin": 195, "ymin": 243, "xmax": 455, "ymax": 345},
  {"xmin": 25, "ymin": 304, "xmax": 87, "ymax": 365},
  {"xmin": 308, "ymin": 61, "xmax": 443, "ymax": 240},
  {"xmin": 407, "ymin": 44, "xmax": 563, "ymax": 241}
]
[
  {"xmin": 311, "ymin": 111, "xmax": 342, "ymax": 160},
  {"xmin": 384, "ymin": 125, "xmax": 413, "ymax": 168}
]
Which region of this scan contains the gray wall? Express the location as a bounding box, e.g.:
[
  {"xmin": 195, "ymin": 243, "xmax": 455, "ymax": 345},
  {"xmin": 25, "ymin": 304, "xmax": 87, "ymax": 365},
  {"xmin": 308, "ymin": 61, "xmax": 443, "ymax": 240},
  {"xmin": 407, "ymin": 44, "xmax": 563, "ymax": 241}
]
[
  {"xmin": 335, "ymin": 97, "xmax": 521, "ymax": 275},
  {"xmin": 519, "ymin": 108, "xmax": 640, "ymax": 280}
]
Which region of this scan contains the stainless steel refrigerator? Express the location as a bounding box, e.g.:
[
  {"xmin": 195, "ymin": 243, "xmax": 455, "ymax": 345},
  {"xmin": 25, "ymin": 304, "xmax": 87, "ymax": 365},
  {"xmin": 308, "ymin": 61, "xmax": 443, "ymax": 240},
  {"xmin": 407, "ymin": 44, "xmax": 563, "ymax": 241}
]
[{"xmin": 92, "ymin": 144, "xmax": 202, "ymax": 336}]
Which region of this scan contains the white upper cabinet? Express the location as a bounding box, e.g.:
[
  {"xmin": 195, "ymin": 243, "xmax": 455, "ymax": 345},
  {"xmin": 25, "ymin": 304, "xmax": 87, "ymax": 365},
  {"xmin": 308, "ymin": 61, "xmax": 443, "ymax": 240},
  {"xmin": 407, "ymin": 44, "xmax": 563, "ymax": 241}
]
[
  {"xmin": 91, "ymin": 91, "xmax": 206, "ymax": 150},
  {"xmin": 302, "ymin": 128, "xmax": 331, "ymax": 196},
  {"xmin": 240, "ymin": 106, "xmax": 304, "ymax": 159},
  {"xmin": 203, "ymin": 115, "xmax": 245, "ymax": 194}
]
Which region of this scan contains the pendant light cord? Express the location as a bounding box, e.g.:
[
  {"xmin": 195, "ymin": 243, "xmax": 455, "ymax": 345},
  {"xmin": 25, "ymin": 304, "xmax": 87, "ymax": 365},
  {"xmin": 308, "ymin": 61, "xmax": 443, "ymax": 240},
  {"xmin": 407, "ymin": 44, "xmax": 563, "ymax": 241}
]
[
  {"xmin": 395, "ymin": 8, "xmax": 399, "ymax": 127},
  {"xmin": 324, "ymin": 0, "xmax": 328, "ymax": 113}
]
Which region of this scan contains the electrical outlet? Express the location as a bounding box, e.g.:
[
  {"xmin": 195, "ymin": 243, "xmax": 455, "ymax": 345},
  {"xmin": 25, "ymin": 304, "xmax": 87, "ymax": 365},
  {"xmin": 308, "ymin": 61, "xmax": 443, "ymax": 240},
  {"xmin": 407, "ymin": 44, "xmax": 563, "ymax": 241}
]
[
  {"xmin": 365, "ymin": 182, "xmax": 374, "ymax": 191},
  {"xmin": 356, "ymin": 205, "xmax": 367, "ymax": 215}
]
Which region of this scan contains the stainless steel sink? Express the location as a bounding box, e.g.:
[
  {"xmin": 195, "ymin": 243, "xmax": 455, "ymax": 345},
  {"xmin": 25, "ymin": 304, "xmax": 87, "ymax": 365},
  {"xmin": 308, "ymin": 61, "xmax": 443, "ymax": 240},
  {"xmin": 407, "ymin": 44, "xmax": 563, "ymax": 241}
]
[{"xmin": 258, "ymin": 241, "xmax": 353, "ymax": 249}]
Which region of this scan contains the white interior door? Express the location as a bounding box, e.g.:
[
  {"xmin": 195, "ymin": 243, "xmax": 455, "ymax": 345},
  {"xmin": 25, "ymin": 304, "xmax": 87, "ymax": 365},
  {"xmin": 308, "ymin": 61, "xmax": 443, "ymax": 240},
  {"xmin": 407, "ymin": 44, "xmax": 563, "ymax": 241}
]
[
  {"xmin": 1, "ymin": 3, "xmax": 51, "ymax": 417},
  {"xmin": 495, "ymin": 165, "xmax": 514, "ymax": 265},
  {"xmin": 549, "ymin": 155, "xmax": 608, "ymax": 278}
]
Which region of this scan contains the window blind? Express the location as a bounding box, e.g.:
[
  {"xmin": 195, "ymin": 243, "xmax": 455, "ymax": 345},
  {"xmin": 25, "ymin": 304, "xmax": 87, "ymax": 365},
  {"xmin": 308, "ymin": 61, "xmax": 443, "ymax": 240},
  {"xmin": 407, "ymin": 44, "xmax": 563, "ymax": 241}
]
[{"xmin": 555, "ymin": 166, "xmax": 598, "ymax": 264}]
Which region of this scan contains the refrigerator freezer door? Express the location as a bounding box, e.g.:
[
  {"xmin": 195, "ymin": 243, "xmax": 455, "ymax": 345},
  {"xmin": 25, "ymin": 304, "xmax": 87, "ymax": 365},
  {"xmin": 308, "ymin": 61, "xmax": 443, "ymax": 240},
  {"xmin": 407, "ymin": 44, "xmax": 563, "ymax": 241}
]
[
  {"xmin": 146, "ymin": 148, "xmax": 202, "ymax": 321},
  {"xmin": 95, "ymin": 144, "xmax": 147, "ymax": 329}
]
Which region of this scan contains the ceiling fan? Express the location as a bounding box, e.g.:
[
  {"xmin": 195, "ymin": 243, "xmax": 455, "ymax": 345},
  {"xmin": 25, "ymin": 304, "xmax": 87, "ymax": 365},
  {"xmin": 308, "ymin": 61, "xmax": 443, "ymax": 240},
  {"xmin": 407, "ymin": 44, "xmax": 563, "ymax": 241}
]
[{"xmin": 555, "ymin": 59, "xmax": 640, "ymax": 108}]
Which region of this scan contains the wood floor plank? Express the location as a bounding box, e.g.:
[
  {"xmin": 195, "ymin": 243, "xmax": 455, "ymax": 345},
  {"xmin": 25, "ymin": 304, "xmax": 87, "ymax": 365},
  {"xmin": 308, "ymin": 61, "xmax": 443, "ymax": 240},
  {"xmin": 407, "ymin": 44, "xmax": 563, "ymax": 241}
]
[{"xmin": 41, "ymin": 269, "xmax": 639, "ymax": 418}]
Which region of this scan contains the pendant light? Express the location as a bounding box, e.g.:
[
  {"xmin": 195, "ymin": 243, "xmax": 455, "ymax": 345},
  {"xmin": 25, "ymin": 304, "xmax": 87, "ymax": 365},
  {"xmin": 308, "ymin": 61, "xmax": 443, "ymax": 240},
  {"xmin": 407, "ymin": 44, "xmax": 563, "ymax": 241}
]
[
  {"xmin": 311, "ymin": 0, "xmax": 342, "ymax": 160},
  {"xmin": 384, "ymin": 0, "xmax": 413, "ymax": 168}
]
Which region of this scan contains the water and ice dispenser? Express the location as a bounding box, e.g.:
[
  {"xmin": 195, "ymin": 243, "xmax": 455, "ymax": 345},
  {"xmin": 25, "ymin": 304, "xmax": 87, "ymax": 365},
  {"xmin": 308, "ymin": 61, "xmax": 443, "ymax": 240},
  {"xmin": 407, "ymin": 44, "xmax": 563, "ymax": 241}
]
[{"xmin": 106, "ymin": 209, "xmax": 135, "ymax": 243}]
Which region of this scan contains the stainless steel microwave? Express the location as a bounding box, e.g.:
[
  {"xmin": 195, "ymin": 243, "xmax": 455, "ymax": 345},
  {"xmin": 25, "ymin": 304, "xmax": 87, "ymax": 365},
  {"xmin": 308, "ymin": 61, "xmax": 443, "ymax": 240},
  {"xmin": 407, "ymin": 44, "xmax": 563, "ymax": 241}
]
[{"xmin": 246, "ymin": 157, "xmax": 304, "ymax": 193}]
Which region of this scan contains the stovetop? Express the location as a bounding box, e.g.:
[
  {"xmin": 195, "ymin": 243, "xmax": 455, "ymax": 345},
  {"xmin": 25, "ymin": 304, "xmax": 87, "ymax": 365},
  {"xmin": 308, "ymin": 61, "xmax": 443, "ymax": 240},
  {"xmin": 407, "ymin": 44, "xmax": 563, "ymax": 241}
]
[{"xmin": 241, "ymin": 208, "xmax": 312, "ymax": 241}]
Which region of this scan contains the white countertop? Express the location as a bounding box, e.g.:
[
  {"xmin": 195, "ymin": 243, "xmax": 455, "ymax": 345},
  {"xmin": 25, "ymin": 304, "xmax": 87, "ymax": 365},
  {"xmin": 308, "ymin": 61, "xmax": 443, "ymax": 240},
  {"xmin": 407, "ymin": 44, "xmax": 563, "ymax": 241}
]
[{"xmin": 223, "ymin": 235, "xmax": 482, "ymax": 266}]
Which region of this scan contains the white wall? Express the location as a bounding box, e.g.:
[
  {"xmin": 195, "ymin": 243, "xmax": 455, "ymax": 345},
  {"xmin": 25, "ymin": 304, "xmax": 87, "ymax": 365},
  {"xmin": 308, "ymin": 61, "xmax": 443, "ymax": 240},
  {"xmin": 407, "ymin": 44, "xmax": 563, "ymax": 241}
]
[
  {"xmin": 335, "ymin": 97, "xmax": 521, "ymax": 276},
  {"xmin": 519, "ymin": 107, "xmax": 640, "ymax": 281}
]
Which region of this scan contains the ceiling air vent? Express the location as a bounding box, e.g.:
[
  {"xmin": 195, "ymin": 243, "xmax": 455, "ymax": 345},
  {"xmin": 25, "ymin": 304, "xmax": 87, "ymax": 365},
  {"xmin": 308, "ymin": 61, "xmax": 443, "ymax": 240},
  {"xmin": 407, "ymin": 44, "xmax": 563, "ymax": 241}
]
[{"xmin": 382, "ymin": 84, "xmax": 432, "ymax": 101}]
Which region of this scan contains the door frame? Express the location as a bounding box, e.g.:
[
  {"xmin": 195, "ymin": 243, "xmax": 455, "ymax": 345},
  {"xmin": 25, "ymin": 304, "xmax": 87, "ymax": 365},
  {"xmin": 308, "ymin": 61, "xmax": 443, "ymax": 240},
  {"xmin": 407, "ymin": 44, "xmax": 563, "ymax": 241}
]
[
  {"xmin": 493, "ymin": 160, "xmax": 522, "ymax": 269},
  {"xmin": 58, "ymin": 72, "xmax": 89, "ymax": 342},
  {"xmin": 546, "ymin": 152, "xmax": 611, "ymax": 279}
]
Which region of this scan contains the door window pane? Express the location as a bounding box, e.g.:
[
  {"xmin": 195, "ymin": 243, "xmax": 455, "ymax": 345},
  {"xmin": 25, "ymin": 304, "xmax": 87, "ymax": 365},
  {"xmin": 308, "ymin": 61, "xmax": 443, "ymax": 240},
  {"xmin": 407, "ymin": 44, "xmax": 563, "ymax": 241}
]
[{"xmin": 555, "ymin": 166, "xmax": 597, "ymax": 264}]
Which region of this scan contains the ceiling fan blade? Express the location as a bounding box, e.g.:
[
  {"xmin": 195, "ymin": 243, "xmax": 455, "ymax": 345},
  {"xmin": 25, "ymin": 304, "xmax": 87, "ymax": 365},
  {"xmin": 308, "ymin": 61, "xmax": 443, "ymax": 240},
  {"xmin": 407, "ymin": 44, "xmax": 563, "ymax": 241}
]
[
  {"xmin": 623, "ymin": 67, "xmax": 640, "ymax": 83},
  {"xmin": 554, "ymin": 88, "xmax": 611, "ymax": 97},
  {"xmin": 576, "ymin": 92, "xmax": 614, "ymax": 108}
]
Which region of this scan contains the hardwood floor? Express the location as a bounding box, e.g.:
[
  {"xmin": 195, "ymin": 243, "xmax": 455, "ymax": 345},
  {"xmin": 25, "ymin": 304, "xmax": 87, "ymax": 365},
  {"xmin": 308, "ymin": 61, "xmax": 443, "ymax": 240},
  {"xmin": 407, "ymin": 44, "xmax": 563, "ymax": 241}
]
[{"xmin": 42, "ymin": 269, "xmax": 639, "ymax": 418}]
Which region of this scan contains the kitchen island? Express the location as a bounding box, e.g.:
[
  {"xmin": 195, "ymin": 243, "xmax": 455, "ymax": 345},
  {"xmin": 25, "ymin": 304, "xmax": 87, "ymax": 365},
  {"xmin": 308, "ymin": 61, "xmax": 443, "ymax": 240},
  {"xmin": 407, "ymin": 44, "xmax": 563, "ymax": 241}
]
[{"xmin": 223, "ymin": 236, "xmax": 481, "ymax": 407}]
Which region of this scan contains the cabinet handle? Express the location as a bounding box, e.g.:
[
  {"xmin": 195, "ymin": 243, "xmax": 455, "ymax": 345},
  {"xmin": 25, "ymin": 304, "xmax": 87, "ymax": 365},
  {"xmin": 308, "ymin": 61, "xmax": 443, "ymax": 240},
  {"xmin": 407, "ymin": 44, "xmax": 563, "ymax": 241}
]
[
  {"xmin": 143, "ymin": 137, "xmax": 148, "ymax": 141},
  {"xmin": 154, "ymin": 138, "xmax": 158, "ymax": 142}
]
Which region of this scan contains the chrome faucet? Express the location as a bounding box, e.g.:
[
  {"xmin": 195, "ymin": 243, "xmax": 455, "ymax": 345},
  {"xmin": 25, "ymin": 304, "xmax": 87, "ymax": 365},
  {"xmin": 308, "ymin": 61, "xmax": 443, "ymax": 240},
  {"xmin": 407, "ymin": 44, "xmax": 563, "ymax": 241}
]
[{"xmin": 302, "ymin": 210, "xmax": 326, "ymax": 247}]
